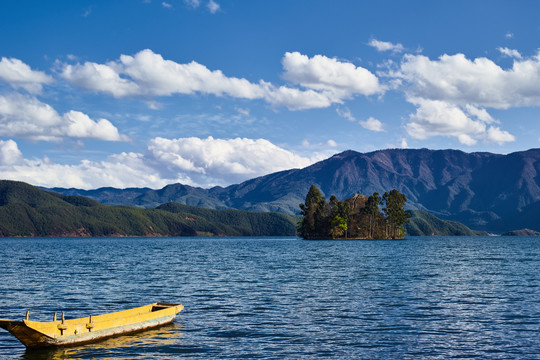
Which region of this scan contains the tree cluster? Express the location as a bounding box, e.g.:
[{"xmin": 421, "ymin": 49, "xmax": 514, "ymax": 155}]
[{"xmin": 297, "ymin": 185, "xmax": 409, "ymax": 240}]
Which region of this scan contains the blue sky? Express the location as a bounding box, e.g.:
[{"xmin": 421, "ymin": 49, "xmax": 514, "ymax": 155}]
[{"xmin": 0, "ymin": 0, "xmax": 539, "ymax": 189}]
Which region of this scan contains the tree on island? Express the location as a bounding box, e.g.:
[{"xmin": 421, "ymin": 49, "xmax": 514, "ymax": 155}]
[
  {"xmin": 383, "ymin": 189, "xmax": 408, "ymax": 239},
  {"xmin": 298, "ymin": 184, "xmax": 326, "ymax": 239},
  {"xmin": 297, "ymin": 185, "xmax": 409, "ymax": 240}
]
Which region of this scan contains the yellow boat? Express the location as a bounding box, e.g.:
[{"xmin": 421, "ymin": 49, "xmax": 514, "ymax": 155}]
[{"xmin": 0, "ymin": 302, "xmax": 183, "ymax": 349}]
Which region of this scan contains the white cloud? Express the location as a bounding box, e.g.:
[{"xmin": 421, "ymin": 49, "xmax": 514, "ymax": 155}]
[
  {"xmin": 463, "ymin": 104, "xmax": 495, "ymax": 123},
  {"xmin": 485, "ymin": 126, "xmax": 515, "ymax": 145},
  {"xmin": 0, "ymin": 93, "xmax": 127, "ymax": 141},
  {"xmin": 359, "ymin": 117, "xmax": 384, "ymax": 132},
  {"xmin": 61, "ymin": 49, "xmax": 378, "ymax": 110},
  {"xmin": 457, "ymin": 134, "xmax": 477, "ymax": 146},
  {"xmin": 146, "ymin": 136, "xmax": 318, "ymax": 185},
  {"xmin": 63, "ymin": 111, "xmax": 127, "ymax": 141},
  {"xmin": 387, "ymin": 51, "xmax": 535, "ymax": 146},
  {"xmin": 0, "ymin": 57, "xmax": 53, "ymax": 94},
  {"xmin": 282, "ymin": 52, "xmax": 383, "ymax": 99},
  {"xmin": 62, "ymin": 49, "xmax": 264, "ymax": 99},
  {"xmin": 0, "ymin": 137, "xmax": 321, "ymax": 189},
  {"xmin": 394, "ymin": 52, "xmax": 540, "ymax": 109},
  {"xmin": 327, "ymin": 139, "xmax": 338, "ymax": 147},
  {"xmin": 336, "ymin": 106, "xmax": 355, "ymax": 121},
  {"xmin": 497, "ymin": 47, "xmax": 522, "ymax": 59},
  {"xmin": 184, "ymin": 0, "xmax": 201, "ymax": 8},
  {"xmin": 505, "ymin": 32, "xmax": 514, "ymax": 39},
  {"xmin": 119, "ymin": 50, "xmax": 264, "ymax": 99},
  {"xmin": 235, "ymin": 107, "xmax": 250, "ymax": 116},
  {"xmin": 399, "ymin": 138, "xmax": 408, "ymax": 149},
  {"xmin": 405, "ymin": 98, "xmax": 514, "ymax": 145},
  {"xmin": 61, "ymin": 61, "xmax": 140, "ymax": 98},
  {"xmin": 162, "ymin": 2, "xmax": 172, "ymax": 8},
  {"xmin": 0, "ymin": 140, "xmax": 23, "ymax": 165},
  {"xmin": 0, "ymin": 151, "xmax": 171, "ymax": 190},
  {"xmin": 260, "ymin": 82, "xmax": 333, "ymax": 110},
  {"xmin": 387, "ymin": 137, "xmax": 409, "ymax": 149},
  {"xmin": 59, "ymin": 50, "xmax": 387, "ymax": 111},
  {"xmin": 368, "ymin": 39, "xmax": 405, "ymax": 53},
  {"xmin": 207, "ymin": 0, "xmax": 220, "ymax": 13}
]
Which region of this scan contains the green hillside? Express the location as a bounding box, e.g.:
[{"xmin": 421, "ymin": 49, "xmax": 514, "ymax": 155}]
[
  {"xmin": 405, "ymin": 210, "xmax": 487, "ymax": 236},
  {"xmin": 0, "ymin": 180, "xmax": 297, "ymax": 237},
  {"xmin": 157, "ymin": 202, "xmax": 298, "ymax": 236}
]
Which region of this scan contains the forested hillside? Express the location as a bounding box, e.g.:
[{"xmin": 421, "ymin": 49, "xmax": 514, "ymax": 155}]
[
  {"xmin": 0, "ymin": 181, "xmax": 296, "ymax": 237},
  {"xmin": 405, "ymin": 210, "xmax": 488, "ymax": 236}
]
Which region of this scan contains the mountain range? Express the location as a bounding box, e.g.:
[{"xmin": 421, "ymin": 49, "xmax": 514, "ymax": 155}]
[
  {"xmin": 48, "ymin": 148, "xmax": 540, "ymax": 233},
  {"xmin": 0, "ymin": 180, "xmax": 483, "ymax": 237},
  {"xmin": 0, "ymin": 181, "xmax": 297, "ymax": 237}
]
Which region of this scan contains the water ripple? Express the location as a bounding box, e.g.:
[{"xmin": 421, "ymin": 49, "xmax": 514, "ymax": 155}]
[{"xmin": 0, "ymin": 236, "xmax": 539, "ymax": 358}]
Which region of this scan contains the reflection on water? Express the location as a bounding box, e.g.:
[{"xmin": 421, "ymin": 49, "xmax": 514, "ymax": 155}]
[{"xmin": 20, "ymin": 323, "xmax": 184, "ymax": 360}]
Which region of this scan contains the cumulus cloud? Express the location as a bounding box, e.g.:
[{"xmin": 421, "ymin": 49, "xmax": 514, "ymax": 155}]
[
  {"xmin": 0, "ymin": 139, "xmax": 23, "ymax": 165},
  {"xmin": 0, "ymin": 93, "xmax": 127, "ymax": 141},
  {"xmin": 394, "ymin": 52, "xmax": 540, "ymax": 109},
  {"xmin": 62, "ymin": 50, "xmax": 264, "ymax": 99},
  {"xmin": 368, "ymin": 39, "xmax": 405, "ymax": 53},
  {"xmin": 146, "ymin": 136, "xmax": 318, "ymax": 185},
  {"xmin": 497, "ymin": 47, "xmax": 522, "ymax": 59},
  {"xmin": 282, "ymin": 51, "xmax": 383, "ymax": 100},
  {"xmin": 0, "ymin": 137, "xmax": 321, "ymax": 189},
  {"xmin": 61, "ymin": 49, "xmax": 381, "ymax": 110},
  {"xmin": 61, "ymin": 61, "xmax": 140, "ymax": 98},
  {"xmin": 359, "ymin": 117, "xmax": 384, "ymax": 132},
  {"xmin": 386, "ymin": 51, "xmax": 538, "ymax": 145},
  {"xmin": 486, "ymin": 126, "xmax": 515, "ymax": 145},
  {"xmin": 0, "ymin": 57, "xmax": 53, "ymax": 94},
  {"xmin": 405, "ymin": 98, "xmax": 514, "ymax": 145},
  {"xmin": 0, "ymin": 150, "xmax": 170, "ymax": 190}
]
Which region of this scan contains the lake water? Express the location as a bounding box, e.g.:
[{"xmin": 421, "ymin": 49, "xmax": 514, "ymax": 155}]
[{"xmin": 0, "ymin": 236, "xmax": 539, "ymax": 359}]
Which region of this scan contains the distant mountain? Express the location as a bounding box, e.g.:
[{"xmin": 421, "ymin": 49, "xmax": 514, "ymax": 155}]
[
  {"xmin": 0, "ymin": 181, "xmax": 296, "ymax": 237},
  {"xmin": 47, "ymin": 148, "xmax": 540, "ymax": 233},
  {"xmin": 405, "ymin": 210, "xmax": 488, "ymax": 236},
  {"xmin": 501, "ymin": 229, "xmax": 540, "ymax": 236},
  {"xmin": 2, "ymin": 180, "xmax": 485, "ymax": 238}
]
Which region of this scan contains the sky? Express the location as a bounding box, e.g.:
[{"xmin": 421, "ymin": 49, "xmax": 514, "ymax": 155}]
[{"xmin": 0, "ymin": 0, "xmax": 539, "ymax": 189}]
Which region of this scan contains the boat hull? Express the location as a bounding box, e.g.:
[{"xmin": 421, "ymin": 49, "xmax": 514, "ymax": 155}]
[{"xmin": 0, "ymin": 303, "xmax": 183, "ymax": 349}]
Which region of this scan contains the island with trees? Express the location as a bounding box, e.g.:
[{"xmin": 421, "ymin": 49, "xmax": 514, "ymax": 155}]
[{"xmin": 297, "ymin": 184, "xmax": 409, "ymax": 240}]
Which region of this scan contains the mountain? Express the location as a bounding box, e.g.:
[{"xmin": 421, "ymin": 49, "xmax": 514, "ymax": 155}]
[
  {"xmin": 47, "ymin": 148, "xmax": 540, "ymax": 233},
  {"xmin": 1, "ymin": 180, "xmax": 485, "ymax": 238},
  {"xmin": 405, "ymin": 210, "xmax": 488, "ymax": 236},
  {"xmin": 0, "ymin": 181, "xmax": 297, "ymax": 237},
  {"xmin": 501, "ymin": 229, "xmax": 540, "ymax": 236}
]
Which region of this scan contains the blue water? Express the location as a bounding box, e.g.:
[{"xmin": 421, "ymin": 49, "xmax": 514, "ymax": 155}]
[{"xmin": 0, "ymin": 236, "xmax": 539, "ymax": 359}]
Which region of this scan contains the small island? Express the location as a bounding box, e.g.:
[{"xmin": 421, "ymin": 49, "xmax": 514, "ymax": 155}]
[{"xmin": 297, "ymin": 185, "xmax": 409, "ymax": 240}]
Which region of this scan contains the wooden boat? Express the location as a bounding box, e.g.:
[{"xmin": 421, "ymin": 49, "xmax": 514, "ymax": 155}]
[{"xmin": 0, "ymin": 302, "xmax": 183, "ymax": 349}]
